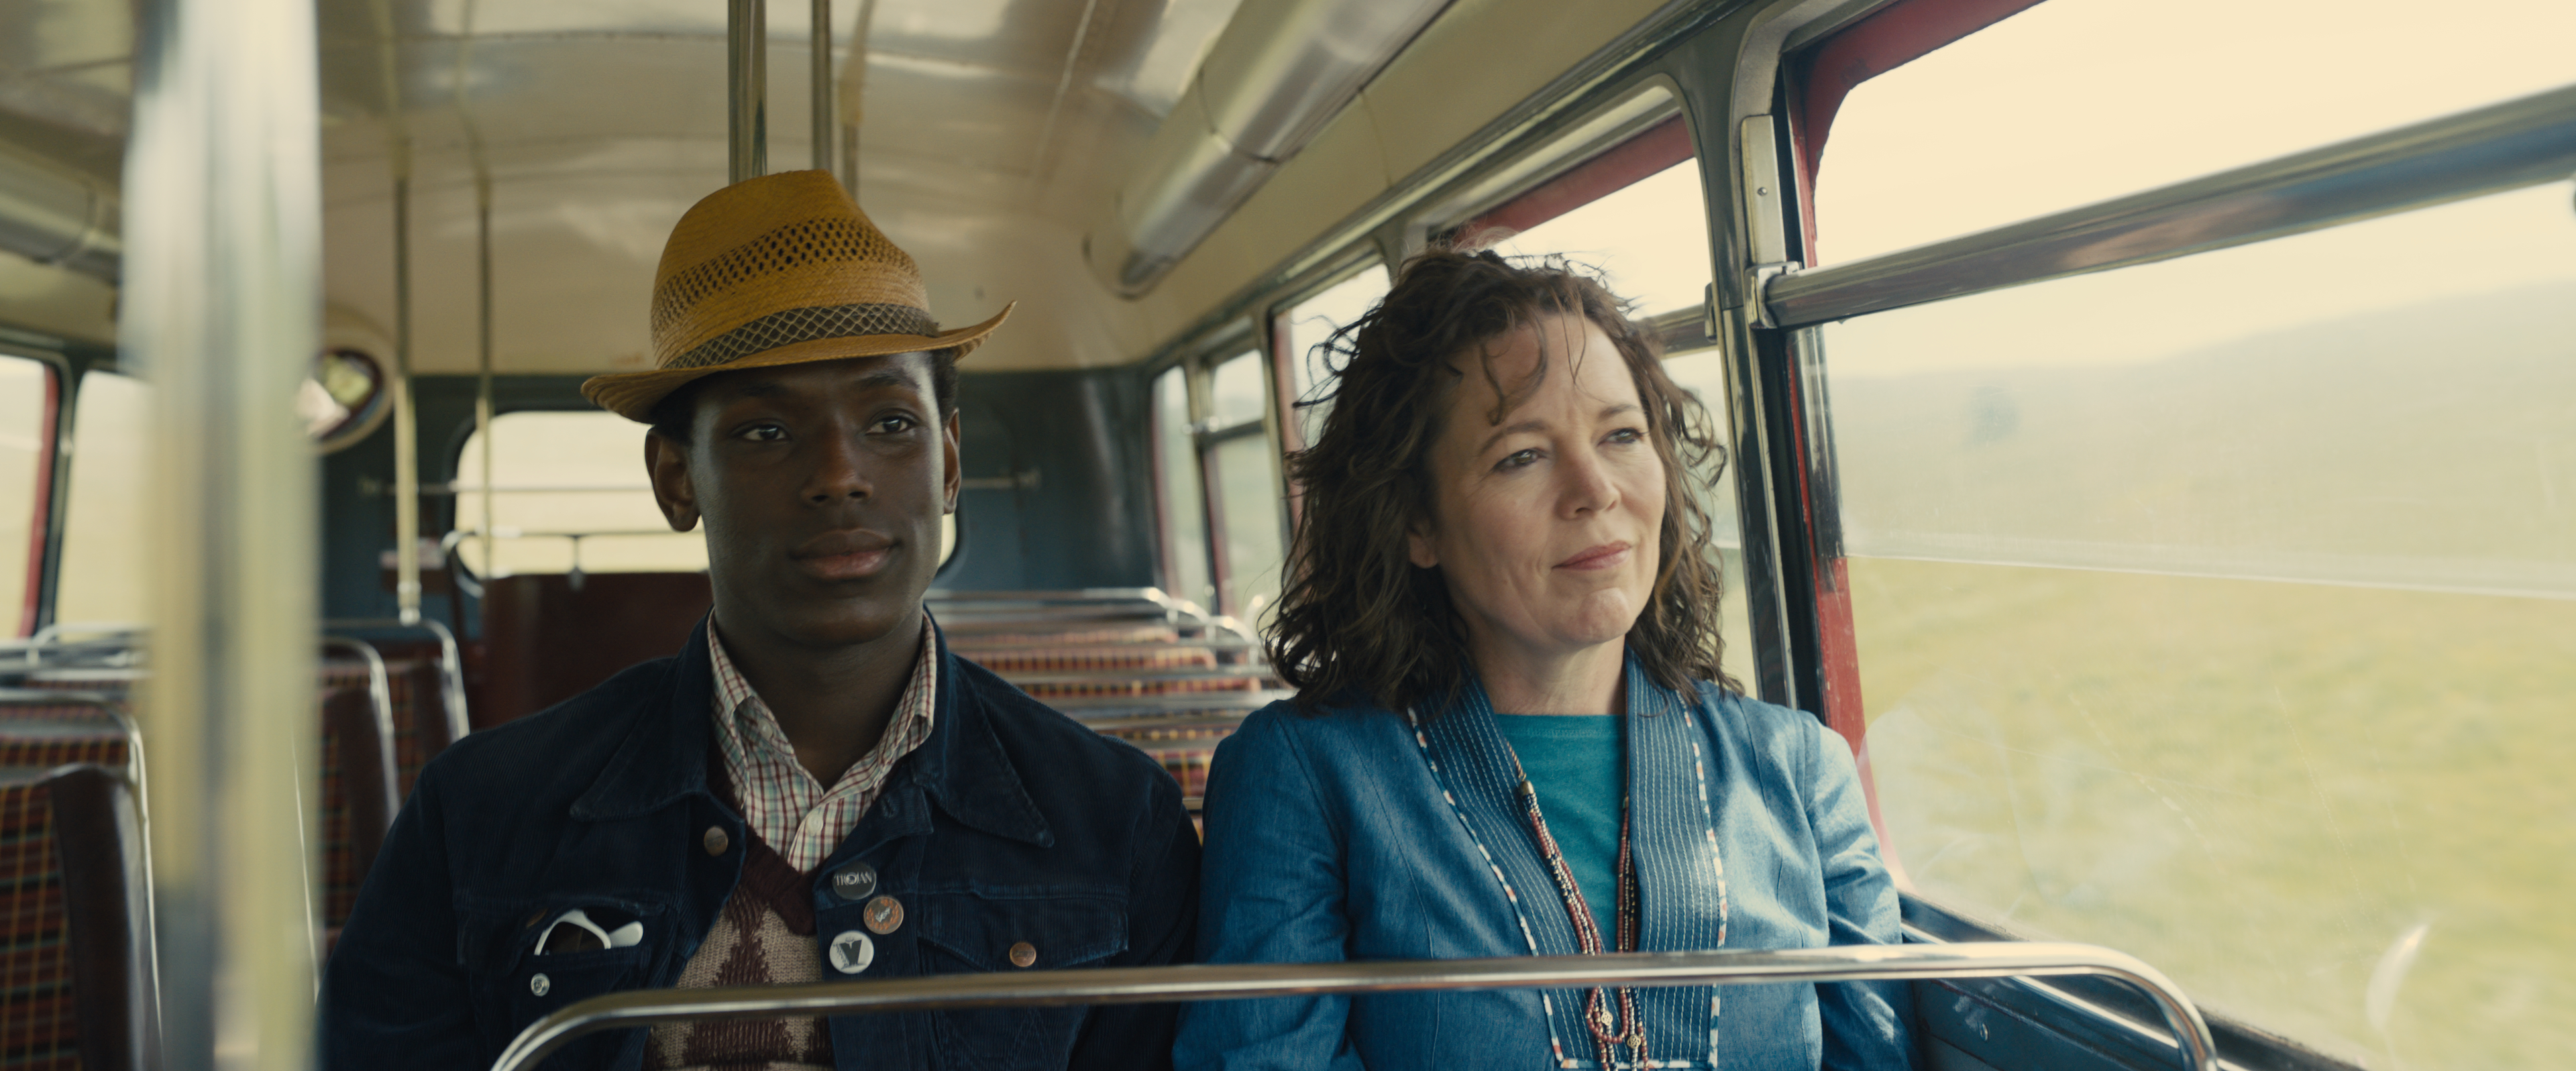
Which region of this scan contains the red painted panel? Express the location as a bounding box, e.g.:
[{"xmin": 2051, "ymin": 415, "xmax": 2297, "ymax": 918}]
[
  {"xmin": 1455, "ymin": 115, "xmax": 1697, "ymax": 245},
  {"xmin": 17, "ymin": 365, "xmax": 60, "ymax": 638},
  {"xmin": 1791, "ymin": 0, "xmax": 2051, "ymax": 188}
]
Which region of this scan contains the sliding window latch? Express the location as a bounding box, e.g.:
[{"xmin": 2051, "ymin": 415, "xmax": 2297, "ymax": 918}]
[{"xmin": 1743, "ymin": 262, "xmax": 1796, "ymax": 331}]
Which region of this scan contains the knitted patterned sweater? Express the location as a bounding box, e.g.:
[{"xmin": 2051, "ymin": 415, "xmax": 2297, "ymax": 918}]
[{"xmin": 646, "ymin": 779, "xmax": 835, "ymax": 1069}]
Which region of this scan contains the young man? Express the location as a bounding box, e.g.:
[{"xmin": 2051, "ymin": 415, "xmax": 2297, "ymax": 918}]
[{"xmin": 324, "ymin": 170, "xmax": 1200, "ymax": 1070}]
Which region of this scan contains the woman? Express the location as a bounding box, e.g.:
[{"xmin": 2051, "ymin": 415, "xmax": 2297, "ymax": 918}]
[{"xmin": 1175, "ymin": 250, "xmax": 1913, "ymax": 1070}]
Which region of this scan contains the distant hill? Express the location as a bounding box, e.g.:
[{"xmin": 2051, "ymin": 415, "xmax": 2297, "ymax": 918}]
[{"xmin": 1821, "ymin": 282, "xmax": 2576, "ymax": 598}]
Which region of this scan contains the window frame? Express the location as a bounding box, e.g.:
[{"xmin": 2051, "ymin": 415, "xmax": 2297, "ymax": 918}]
[
  {"xmin": 1741, "ymin": 3, "xmax": 2576, "ymax": 1067},
  {"xmin": 0, "ymin": 348, "xmax": 65, "ymax": 639},
  {"xmin": 1145, "ymin": 323, "xmax": 1286, "ymax": 620},
  {"xmin": 442, "ymin": 405, "xmax": 711, "ymax": 584}
]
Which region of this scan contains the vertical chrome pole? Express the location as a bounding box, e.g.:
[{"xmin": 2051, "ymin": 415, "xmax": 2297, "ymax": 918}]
[
  {"xmin": 374, "ymin": 0, "xmax": 419, "ymax": 626},
  {"xmin": 389, "ymin": 170, "xmax": 421, "ymax": 626},
  {"xmin": 476, "ymin": 174, "xmax": 496, "ymax": 582},
  {"xmin": 729, "ymin": 0, "xmax": 768, "ymax": 182},
  {"xmin": 124, "ymin": 0, "xmax": 321, "ymax": 1063},
  {"xmin": 810, "ymin": 0, "xmax": 833, "ymax": 174},
  {"xmin": 841, "ymin": 0, "xmax": 873, "ymax": 198}
]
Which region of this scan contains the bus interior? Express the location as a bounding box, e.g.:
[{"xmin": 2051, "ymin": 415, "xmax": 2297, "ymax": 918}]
[{"xmin": 0, "ymin": 0, "xmax": 2570, "ymax": 1067}]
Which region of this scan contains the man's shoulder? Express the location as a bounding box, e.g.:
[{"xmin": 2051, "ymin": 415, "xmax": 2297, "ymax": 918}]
[{"xmin": 419, "ymin": 655, "xmax": 685, "ymax": 801}]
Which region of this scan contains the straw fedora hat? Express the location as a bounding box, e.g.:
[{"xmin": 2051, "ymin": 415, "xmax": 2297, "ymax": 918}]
[{"xmin": 582, "ymin": 170, "xmax": 1012, "ymax": 421}]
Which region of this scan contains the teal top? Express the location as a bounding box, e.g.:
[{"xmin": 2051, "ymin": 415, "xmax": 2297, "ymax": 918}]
[{"xmin": 1491, "ymin": 713, "xmax": 1623, "ymax": 940}]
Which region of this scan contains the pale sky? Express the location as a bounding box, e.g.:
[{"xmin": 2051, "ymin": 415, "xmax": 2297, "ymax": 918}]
[{"xmin": 1811, "ymin": 0, "xmax": 2576, "ymax": 377}]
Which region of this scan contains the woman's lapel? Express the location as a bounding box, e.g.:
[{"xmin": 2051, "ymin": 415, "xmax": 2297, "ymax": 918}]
[
  {"xmin": 1625, "ymin": 659, "xmax": 1731, "ymax": 952},
  {"xmin": 1411, "ymin": 679, "xmax": 1580, "ymax": 960}
]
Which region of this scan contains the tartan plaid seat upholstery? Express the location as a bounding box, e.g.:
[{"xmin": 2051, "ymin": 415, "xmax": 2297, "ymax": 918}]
[
  {"xmin": 0, "ymin": 765, "xmax": 146, "ymax": 1071},
  {"xmin": 315, "ymin": 685, "xmax": 395, "ymax": 932},
  {"xmin": 962, "ymin": 646, "xmax": 1219, "ymax": 675},
  {"xmin": 1086, "ymin": 722, "xmax": 1238, "ymax": 800},
  {"xmin": 319, "ymin": 656, "xmax": 453, "ymax": 799},
  {"xmin": 945, "ymin": 626, "xmax": 1180, "ymax": 648}
]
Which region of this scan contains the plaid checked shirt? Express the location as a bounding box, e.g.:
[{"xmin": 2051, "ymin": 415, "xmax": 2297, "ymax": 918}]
[{"xmin": 706, "ymin": 616, "xmax": 938, "ymax": 873}]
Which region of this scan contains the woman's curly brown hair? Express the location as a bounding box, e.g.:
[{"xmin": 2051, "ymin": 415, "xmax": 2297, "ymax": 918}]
[{"xmin": 1268, "ymin": 247, "xmax": 1739, "ymax": 717}]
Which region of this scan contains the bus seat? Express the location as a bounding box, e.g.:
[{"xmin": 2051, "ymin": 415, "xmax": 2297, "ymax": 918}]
[
  {"xmin": 936, "ymin": 592, "xmax": 1282, "ymax": 835},
  {"xmin": 46, "ymin": 765, "xmax": 151, "ymax": 1071},
  {"xmin": 476, "ymin": 572, "xmax": 712, "ymax": 728},
  {"xmin": 317, "ymin": 685, "xmax": 396, "ymax": 932},
  {"xmin": 0, "ymin": 764, "xmax": 150, "ymax": 1071},
  {"xmin": 321, "ymin": 652, "xmax": 451, "ymax": 797}
]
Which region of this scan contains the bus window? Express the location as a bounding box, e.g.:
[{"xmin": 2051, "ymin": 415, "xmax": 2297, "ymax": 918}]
[
  {"xmin": 1825, "ymin": 180, "xmax": 2576, "ymax": 1071},
  {"xmin": 1205, "ymin": 351, "xmax": 1285, "ymax": 622},
  {"xmin": 454, "ymin": 411, "xmax": 958, "ymax": 579},
  {"xmin": 1152, "ymin": 365, "xmax": 1215, "ymax": 610},
  {"xmin": 1482, "ymin": 155, "xmax": 1711, "ymax": 319},
  {"xmin": 453, "ymin": 412, "xmax": 709, "ymax": 579},
  {"xmin": 1813, "ymin": 0, "xmax": 2576, "ymax": 264},
  {"xmin": 0, "ymin": 355, "xmax": 54, "ymax": 636},
  {"xmin": 54, "ymin": 371, "xmax": 149, "ymax": 628},
  {"xmin": 1277, "ymin": 264, "xmax": 1388, "ymax": 451},
  {"xmin": 1659, "ymin": 347, "xmax": 1755, "ymax": 691}
]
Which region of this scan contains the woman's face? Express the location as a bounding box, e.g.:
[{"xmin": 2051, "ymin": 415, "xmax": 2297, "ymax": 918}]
[{"xmin": 1409, "ymin": 311, "xmax": 1664, "ymax": 667}]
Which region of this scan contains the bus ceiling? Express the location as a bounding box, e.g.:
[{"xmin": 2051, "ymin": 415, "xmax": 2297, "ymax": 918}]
[{"xmin": 0, "ymin": 0, "xmax": 1707, "ymax": 376}]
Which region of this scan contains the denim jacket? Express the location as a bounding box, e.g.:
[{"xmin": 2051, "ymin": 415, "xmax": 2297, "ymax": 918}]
[
  {"xmin": 322, "ymin": 616, "xmax": 1201, "ymax": 1071},
  {"xmin": 1173, "ymin": 655, "xmax": 1913, "ymax": 1070}
]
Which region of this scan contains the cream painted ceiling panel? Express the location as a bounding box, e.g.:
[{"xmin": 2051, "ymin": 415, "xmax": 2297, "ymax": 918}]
[
  {"xmin": 0, "ymin": 253, "xmax": 115, "ymax": 345},
  {"xmin": 1141, "ymin": 95, "xmax": 1393, "ymax": 330},
  {"xmin": 1361, "ymin": 0, "xmax": 1671, "ymax": 182},
  {"xmin": 1133, "ymin": 0, "xmax": 1672, "ymax": 341}
]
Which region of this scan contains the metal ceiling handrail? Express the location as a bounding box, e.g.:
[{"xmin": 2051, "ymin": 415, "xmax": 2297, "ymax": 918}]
[
  {"xmin": 491, "ymin": 942, "xmax": 2216, "ymax": 1071},
  {"xmin": 1764, "ymin": 81, "xmax": 2576, "ymax": 328}
]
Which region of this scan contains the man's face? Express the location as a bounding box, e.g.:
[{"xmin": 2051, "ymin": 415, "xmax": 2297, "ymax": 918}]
[{"xmin": 645, "ymin": 354, "xmax": 959, "ymax": 651}]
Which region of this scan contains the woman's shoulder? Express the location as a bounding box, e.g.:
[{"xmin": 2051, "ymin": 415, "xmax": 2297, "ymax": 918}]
[
  {"xmin": 1231, "ymin": 692, "xmax": 1413, "ymax": 750},
  {"xmin": 1687, "ymin": 679, "xmax": 1842, "ymax": 767}
]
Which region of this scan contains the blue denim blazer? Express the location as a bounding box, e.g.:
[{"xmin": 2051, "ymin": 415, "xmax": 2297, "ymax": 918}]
[
  {"xmin": 321, "ymin": 616, "xmax": 1200, "ymax": 1071},
  {"xmin": 1174, "ymin": 656, "xmax": 1913, "ymax": 1071}
]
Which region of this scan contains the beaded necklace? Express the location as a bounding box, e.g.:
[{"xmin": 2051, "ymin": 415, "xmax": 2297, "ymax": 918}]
[{"xmin": 1503, "ymin": 742, "xmax": 1648, "ymax": 1070}]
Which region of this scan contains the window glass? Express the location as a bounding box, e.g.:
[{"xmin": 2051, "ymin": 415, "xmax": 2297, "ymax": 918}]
[
  {"xmin": 1153, "ymin": 366, "xmax": 1215, "ymax": 611},
  {"xmin": 1834, "ymin": 182, "xmax": 2576, "ymax": 1069},
  {"xmin": 455, "ymin": 411, "xmax": 958, "ymax": 578},
  {"xmin": 1211, "ymin": 432, "xmax": 1285, "ymax": 624},
  {"xmin": 1815, "ymin": 0, "xmax": 2576, "ymax": 263},
  {"xmin": 1487, "ymin": 158, "xmax": 1711, "ymax": 317},
  {"xmin": 1281, "ymin": 264, "xmax": 1388, "ymax": 449},
  {"xmin": 54, "ymin": 372, "xmax": 148, "ymax": 628},
  {"xmin": 1659, "ymin": 347, "xmax": 1755, "ymax": 691},
  {"xmin": 453, "ymin": 411, "xmax": 708, "ymax": 577},
  {"xmin": 1205, "ymin": 349, "xmax": 1269, "ymax": 429},
  {"xmin": 0, "ymin": 355, "xmax": 52, "ymax": 636}
]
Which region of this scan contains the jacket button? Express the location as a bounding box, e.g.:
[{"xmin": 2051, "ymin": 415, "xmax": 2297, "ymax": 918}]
[
  {"xmin": 828, "ymin": 930, "xmax": 875, "ymax": 974},
  {"xmin": 529, "ymin": 973, "xmax": 550, "ymax": 997},
  {"xmin": 1008, "ymin": 942, "xmax": 1036, "ymax": 968},
  {"xmin": 863, "ymin": 895, "xmax": 903, "ymax": 935},
  {"xmin": 826, "ymin": 861, "xmax": 877, "ymax": 903},
  {"xmin": 702, "ymin": 826, "xmax": 730, "ymax": 856}
]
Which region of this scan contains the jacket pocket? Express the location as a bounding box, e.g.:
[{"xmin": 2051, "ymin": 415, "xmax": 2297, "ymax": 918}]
[
  {"xmin": 458, "ymin": 898, "xmax": 669, "ymax": 1068},
  {"xmin": 915, "ymin": 890, "xmax": 1128, "ymax": 1070}
]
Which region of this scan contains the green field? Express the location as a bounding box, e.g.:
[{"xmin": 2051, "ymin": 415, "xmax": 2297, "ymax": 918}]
[{"xmin": 1851, "ymin": 557, "xmax": 2576, "ymax": 1069}]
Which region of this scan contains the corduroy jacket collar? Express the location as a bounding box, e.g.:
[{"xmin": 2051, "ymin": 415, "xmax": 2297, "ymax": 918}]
[{"xmin": 570, "ymin": 611, "xmax": 1051, "ymax": 847}]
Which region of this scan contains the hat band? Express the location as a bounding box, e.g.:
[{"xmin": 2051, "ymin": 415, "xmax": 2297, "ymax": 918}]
[{"xmin": 669, "ymin": 302, "xmax": 943, "ymax": 371}]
